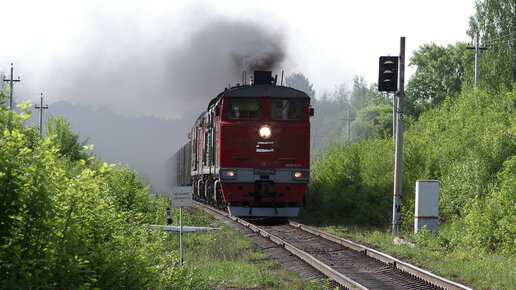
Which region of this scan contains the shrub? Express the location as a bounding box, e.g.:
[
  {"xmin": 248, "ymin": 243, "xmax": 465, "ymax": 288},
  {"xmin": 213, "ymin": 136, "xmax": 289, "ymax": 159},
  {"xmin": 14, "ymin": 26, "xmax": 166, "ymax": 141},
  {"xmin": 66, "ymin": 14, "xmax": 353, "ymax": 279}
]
[
  {"xmin": 465, "ymin": 155, "xmax": 516, "ymax": 255},
  {"xmin": 0, "ymin": 102, "xmax": 205, "ymax": 288},
  {"xmin": 304, "ymin": 139, "xmax": 393, "ymax": 226}
]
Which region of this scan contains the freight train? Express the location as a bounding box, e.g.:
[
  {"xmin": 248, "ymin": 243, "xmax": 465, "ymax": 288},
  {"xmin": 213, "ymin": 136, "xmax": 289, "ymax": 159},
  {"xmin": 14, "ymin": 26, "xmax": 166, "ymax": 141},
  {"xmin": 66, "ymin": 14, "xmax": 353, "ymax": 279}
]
[{"xmin": 171, "ymin": 71, "xmax": 313, "ymax": 217}]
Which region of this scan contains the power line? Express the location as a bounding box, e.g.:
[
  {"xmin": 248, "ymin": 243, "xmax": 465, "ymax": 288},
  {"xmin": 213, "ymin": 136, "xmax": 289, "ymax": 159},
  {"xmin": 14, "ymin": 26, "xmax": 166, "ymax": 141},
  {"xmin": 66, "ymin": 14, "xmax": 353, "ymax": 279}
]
[
  {"xmin": 481, "ymin": 30, "xmax": 516, "ymax": 46},
  {"xmin": 481, "ymin": 13, "xmax": 516, "ymax": 28}
]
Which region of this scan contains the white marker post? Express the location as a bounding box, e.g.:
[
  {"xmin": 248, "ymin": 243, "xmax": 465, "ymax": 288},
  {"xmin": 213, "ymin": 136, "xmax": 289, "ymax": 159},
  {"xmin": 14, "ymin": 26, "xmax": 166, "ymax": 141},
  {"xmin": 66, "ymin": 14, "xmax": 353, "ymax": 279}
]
[{"xmin": 171, "ymin": 186, "xmax": 192, "ymax": 266}]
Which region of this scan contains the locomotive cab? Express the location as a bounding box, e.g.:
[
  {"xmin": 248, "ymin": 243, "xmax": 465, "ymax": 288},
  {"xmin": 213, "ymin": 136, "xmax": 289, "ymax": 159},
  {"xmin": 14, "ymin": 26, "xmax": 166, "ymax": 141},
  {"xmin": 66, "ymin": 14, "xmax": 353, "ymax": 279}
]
[
  {"xmin": 217, "ymin": 76, "xmax": 311, "ymax": 217},
  {"xmin": 183, "ymin": 71, "xmax": 312, "ymax": 217}
]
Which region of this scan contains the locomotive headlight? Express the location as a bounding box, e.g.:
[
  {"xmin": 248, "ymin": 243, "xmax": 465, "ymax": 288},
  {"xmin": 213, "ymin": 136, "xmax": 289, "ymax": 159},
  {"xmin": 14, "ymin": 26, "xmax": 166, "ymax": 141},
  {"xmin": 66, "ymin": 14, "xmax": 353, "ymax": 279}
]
[
  {"xmin": 293, "ymin": 170, "xmax": 309, "ymax": 180},
  {"xmin": 220, "ymin": 169, "xmax": 236, "ymax": 178},
  {"xmin": 259, "ymin": 125, "xmax": 272, "ymax": 139}
]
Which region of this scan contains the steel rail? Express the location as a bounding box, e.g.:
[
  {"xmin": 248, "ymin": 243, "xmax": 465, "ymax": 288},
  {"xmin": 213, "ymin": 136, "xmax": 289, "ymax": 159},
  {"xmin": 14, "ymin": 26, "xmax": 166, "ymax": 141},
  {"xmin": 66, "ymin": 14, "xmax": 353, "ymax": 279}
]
[
  {"xmin": 290, "ymin": 221, "xmax": 473, "ymax": 290},
  {"xmin": 194, "ymin": 202, "xmax": 472, "ymax": 290},
  {"xmin": 194, "ymin": 201, "xmax": 365, "ymax": 289}
]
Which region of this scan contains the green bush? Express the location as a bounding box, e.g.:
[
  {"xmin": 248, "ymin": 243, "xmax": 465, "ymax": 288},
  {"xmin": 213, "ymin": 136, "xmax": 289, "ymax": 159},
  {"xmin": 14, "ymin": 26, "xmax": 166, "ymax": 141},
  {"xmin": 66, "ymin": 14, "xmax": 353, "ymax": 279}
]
[
  {"xmin": 465, "ymin": 155, "xmax": 516, "ymax": 255},
  {"xmin": 403, "ymin": 89, "xmax": 515, "ymax": 222},
  {"xmin": 0, "ymin": 102, "xmax": 205, "ymax": 288},
  {"xmin": 304, "ymin": 139, "xmax": 393, "ymax": 226},
  {"xmin": 46, "ymin": 115, "xmax": 88, "ymax": 161},
  {"xmin": 305, "ymin": 88, "xmax": 515, "ymax": 257}
]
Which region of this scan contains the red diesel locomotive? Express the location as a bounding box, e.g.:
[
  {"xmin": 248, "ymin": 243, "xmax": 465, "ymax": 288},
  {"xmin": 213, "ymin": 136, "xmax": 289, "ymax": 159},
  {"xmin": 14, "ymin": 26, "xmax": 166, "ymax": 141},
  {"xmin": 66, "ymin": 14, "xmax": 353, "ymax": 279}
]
[{"xmin": 171, "ymin": 71, "xmax": 313, "ymax": 217}]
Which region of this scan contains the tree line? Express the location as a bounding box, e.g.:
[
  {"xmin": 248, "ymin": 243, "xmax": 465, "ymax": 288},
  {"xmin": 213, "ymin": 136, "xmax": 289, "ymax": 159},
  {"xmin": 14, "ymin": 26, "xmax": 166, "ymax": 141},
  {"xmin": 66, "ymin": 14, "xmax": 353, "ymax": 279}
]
[{"xmin": 294, "ymin": 0, "xmax": 515, "ymax": 256}]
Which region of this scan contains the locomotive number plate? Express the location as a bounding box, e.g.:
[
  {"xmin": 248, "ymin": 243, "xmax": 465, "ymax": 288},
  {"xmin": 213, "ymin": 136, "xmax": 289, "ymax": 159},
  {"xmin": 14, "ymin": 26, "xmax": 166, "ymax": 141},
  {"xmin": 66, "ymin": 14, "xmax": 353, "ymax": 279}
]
[{"xmin": 256, "ymin": 141, "xmax": 274, "ymax": 152}]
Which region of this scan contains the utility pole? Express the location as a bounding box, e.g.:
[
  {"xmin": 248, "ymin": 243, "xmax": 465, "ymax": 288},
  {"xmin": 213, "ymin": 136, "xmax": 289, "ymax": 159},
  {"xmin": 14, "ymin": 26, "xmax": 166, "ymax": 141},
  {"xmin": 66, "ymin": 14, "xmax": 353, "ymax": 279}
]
[
  {"xmin": 2, "ymin": 63, "xmax": 21, "ymax": 110},
  {"xmin": 344, "ymin": 104, "xmax": 355, "ymax": 142},
  {"xmin": 392, "ymin": 37, "xmax": 405, "ymax": 234},
  {"xmin": 467, "ymin": 26, "xmax": 487, "ymax": 87},
  {"xmin": 34, "ymin": 93, "xmax": 49, "ymax": 137}
]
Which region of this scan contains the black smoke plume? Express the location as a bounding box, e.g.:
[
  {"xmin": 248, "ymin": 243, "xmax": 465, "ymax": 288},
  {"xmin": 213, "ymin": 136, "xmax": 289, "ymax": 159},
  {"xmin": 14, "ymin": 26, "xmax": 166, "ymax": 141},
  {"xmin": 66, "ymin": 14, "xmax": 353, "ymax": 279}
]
[
  {"xmin": 164, "ymin": 20, "xmax": 286, "ymax": 114},
  {"xmin": 47, "ymin": 18, "xmax": 287, "ymax": 120},
  {"xmin": 42, "ymin": 16, "xmax": 288, "ymax": 194}
]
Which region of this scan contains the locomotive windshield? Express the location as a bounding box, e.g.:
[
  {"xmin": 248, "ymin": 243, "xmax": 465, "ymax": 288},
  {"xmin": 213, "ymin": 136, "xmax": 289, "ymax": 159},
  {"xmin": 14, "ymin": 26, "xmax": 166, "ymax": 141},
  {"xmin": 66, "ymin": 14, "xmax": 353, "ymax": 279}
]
[
  {"xmin": 227, "ymin": 99, "xmax": 262, "ymax": 120},
  {"xmin": 270, "ymin": 99, "xmax": 304, "ymax": 120}
]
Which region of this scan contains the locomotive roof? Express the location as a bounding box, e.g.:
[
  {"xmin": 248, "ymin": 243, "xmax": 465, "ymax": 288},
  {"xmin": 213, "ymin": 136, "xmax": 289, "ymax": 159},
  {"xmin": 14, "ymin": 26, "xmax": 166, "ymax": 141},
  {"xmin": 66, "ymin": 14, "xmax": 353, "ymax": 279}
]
[
  {"xmin": 191, "ymin": 85, "xmax": 311, "ymax": 126},
  {"xmin": 207, "ymin": 85, "xmax": 310, "ymax": 110}
]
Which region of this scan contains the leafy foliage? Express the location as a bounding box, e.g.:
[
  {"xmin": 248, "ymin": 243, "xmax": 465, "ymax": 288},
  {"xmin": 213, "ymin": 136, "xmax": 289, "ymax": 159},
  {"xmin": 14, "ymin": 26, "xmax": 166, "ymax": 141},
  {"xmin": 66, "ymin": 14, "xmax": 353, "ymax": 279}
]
[
  {"xmin": 0, "ymin": 102, "xmax": 205, "ymax": 288},
  {"xmin": 285, "ymin": 72, "xmax": 315, "ymax": 98},
  {"xmin": 351, "ymin": 104, "xmax": 393, "ymax": 141},
  {"xmin": 303, "ymin": 139, "xmax": 394, "ymax": 226},
  {"xmin": 465, "ymin": 149, "xmax": 516, "ymax": 255},
  {"xmin": 45, "ymin": 115, "xmax": 88, "ymax": 161},
  {"xmin": 403, "ymin": 89, "xmax": 515, "ymax": 222},
  {"xmin": 468, "ymin": 0, "xmax": 516, "ymax": 89},
  {"xmin": 405, "ymin": 42, "xmax": 472, "ymax": 118},
  {"xmin": 349, "ymin": 76, "xmax": 390, "ymax": 111},
  {"xmin": 304, "ymin": 87, "xmax": 515, "ymax": 255},
  {"xmin": 310, "ymin": 88, "xmax": 349, "ymax": 151},
  {"xmin": 309, "ymin": 75, "xmax": 394, "ymax": 151}
]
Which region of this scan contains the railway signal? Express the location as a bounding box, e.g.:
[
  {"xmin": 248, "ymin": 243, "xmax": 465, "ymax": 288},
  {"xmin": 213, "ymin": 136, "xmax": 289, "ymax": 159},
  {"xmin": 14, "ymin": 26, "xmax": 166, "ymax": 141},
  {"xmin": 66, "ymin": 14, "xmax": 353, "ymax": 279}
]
[
  {"xmin": 378, "ymin": 39, "xmax": 405, "ymax": 235},
  {"xmin": 392, "ymin": 38, "xmax": 405, "ymax": 234},
  {"xmin": 378, "ymin": 56, "xmax": 399, "ymax": 92}
]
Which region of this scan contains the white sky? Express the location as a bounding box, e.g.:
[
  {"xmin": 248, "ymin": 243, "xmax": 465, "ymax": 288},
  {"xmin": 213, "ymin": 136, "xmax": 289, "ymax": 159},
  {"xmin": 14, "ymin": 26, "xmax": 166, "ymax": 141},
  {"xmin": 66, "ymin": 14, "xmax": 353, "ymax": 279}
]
[{"xmin": 0, "ymin": 0, "xmax": 476, "ymax": 118}]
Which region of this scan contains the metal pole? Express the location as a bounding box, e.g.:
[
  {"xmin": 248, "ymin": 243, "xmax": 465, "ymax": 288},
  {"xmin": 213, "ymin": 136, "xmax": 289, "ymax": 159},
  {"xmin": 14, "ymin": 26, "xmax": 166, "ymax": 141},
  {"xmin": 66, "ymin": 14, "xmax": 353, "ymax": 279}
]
[
  {"xmin": 34, "ymin": 93, "xmax": 49, "ymax": 138},
  {"xmin": 2, "ymin": 63, "xmax": 20, "ymax": 110},
  {"xmin": 392, "ymin": 37, "xmax": 405, "ymax": 234},
  {"xmin": 347, "ymin": 106, "xmax": 351, "ymax": 141},
  {"xmin": 344, "ymin": 102, "xmax": 354, "ymax": 142},
  {"xmin": 9, "ymin": 64, "xmax": 13, "ymax": 109},
  {"xmin": 39, "ymin": 95, "xmax": 43, "ymax": 136},
  {"xmin": 392, "ymin": 92, "xmax": 396, "ymax": 140},
  {"xmin": 475, "ymin": 26, "xmax": 479, "ymax": 87},
  {"xmin": 180, "ymin": 206, "xmax": 184, "ymax": 266}
]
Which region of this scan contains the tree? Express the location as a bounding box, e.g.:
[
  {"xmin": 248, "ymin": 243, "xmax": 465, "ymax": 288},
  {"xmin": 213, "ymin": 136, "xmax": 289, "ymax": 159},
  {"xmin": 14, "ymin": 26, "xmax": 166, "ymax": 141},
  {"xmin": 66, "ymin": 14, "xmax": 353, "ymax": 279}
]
[
  {"xmin": 468, "ymin": 0, "xmax": 516, "ymax": 89},
  {"xmin": 310, "ymin": 89, "xmax": 349, "ymax": 152},
  {"xmin": 285, "ymin": 72, "xmax": 315, "ymax": 98},
  {"xmin": 45, "ymin": 115, "xmax": 88, "ymax": 161},
  {"xmin": 405, "ymin": 42, "xmax": 472, "ymax": 119},
  {"xmin": 350, "ymin": 76, "xmax": 389, "ymax": 111},
  {"xmin": 350, "ymin": 104, "xmax": 393, "ymax": 142}
]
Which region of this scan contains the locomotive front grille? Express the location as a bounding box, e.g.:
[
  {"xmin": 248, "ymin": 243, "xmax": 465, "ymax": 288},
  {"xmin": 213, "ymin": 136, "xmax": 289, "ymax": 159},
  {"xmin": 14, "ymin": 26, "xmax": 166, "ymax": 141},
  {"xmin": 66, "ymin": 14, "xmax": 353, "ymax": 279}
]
[{"xmin": 255, "ymin": 180, "xmax": 275, "ymax": 197}]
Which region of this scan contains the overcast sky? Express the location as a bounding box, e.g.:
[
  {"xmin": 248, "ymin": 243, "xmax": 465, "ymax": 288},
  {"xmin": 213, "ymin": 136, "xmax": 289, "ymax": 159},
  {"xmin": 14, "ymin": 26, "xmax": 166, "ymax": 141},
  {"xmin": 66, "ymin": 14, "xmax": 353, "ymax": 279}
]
[{"xmin": 0, "ymin": 0, "xmax": 476, "ymax": 119}]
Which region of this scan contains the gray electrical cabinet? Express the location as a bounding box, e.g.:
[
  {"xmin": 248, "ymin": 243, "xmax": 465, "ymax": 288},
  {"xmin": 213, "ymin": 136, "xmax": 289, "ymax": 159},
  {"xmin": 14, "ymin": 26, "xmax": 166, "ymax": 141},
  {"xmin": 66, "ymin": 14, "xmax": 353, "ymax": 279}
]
[{"xmin": 414, "ymin": 180, "xmax": 439, "ymax": 233}]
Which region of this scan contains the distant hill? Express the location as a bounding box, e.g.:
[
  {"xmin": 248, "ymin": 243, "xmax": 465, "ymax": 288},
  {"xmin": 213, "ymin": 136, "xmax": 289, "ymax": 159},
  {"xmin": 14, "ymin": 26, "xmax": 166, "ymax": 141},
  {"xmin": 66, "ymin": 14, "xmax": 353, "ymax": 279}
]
[{"xmin": 30, "ymin": 101, "xmax": 200, "ymax": 194}]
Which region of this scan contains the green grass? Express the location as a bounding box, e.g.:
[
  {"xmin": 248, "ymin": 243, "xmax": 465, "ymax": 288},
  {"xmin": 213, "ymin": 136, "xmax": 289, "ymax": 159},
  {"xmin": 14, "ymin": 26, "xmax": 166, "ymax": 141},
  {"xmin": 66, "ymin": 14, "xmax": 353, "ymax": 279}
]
[
  {"xmin": 169, "ymin": 206, "xmax": 514, "ymax": 289},
  {"xmin": 164, "ymin": 207, "xmax": 320, "ymax": 289},
  {"xmin": 299, "ymin": 221, "xmax": 515, "ymax": 290}
]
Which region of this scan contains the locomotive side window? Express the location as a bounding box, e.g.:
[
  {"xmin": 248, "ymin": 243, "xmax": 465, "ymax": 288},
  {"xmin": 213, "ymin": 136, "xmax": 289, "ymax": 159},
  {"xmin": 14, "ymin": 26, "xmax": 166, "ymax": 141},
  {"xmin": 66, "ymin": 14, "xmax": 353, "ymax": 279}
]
[
  {"xmin": 270, "ymin": 99, "xmax": 304, "ymax": 120},
  {"xmin": 227, "ymin": 99, "xmax": 262, "ymax": 120}
]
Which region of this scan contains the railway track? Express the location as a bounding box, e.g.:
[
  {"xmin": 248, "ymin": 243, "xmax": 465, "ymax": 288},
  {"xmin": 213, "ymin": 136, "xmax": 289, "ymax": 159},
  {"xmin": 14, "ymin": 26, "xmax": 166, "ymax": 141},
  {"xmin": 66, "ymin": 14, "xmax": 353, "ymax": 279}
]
[{"xmin": 194, "ymin": 201, "xmax": 472, "ymax": 290}]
